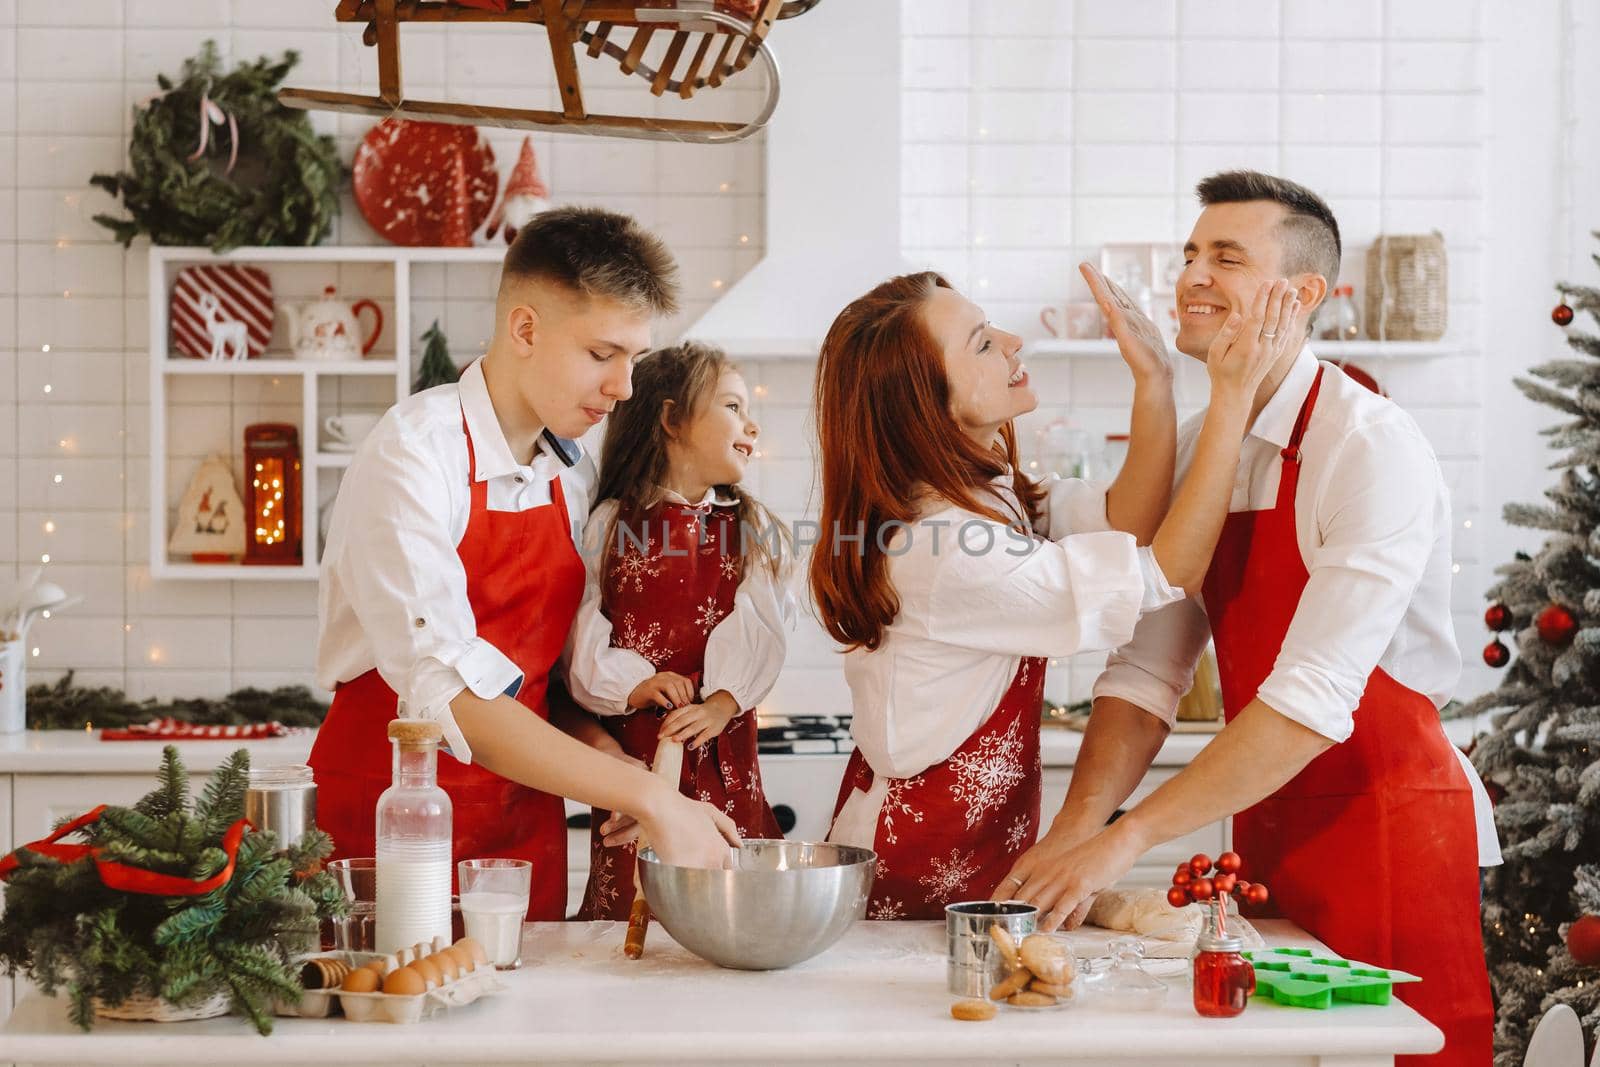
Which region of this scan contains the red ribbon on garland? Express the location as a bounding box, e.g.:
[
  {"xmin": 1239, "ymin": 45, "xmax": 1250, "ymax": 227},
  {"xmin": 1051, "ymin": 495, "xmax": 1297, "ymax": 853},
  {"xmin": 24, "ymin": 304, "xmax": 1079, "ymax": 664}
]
[{"xmin": 0, "ymin": 805, "xmax": 251, "ymax": 896}]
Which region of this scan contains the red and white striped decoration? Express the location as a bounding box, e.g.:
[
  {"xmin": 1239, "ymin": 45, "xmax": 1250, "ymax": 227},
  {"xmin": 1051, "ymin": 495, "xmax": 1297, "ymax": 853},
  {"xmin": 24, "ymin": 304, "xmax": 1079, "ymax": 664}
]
[
  {"xmin": 170, "ymin": 264, "xmax": 275, "ymax": 361},
  {"xmin": 100, "ymin": 717, "xmax": 298, "ymax": 742}
]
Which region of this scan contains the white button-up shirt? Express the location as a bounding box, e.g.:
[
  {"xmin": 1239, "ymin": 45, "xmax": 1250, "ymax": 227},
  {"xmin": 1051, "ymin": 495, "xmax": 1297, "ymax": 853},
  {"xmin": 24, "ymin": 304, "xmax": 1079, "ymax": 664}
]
[
  {"xmin": 829, "ymin": 474, "xmax": 1183, "ymax": 850},
  {"xmin": 1093, "ymin": 347, "xmax": 1501, "ymax": 864},
  {"xmin": 316, "ymin": 359, "xmax": 596, "ymax": 764},
  {"xmin": 563, "ymin": 490, "xmax": 797, "ymax": 716}
]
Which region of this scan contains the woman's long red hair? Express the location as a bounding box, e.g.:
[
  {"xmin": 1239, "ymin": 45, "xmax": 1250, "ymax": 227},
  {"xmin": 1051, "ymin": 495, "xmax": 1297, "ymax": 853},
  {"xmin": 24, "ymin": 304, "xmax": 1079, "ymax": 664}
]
[{"xmin": 808, "ymin": 272, "xmax": 1044, "ymax": 651}]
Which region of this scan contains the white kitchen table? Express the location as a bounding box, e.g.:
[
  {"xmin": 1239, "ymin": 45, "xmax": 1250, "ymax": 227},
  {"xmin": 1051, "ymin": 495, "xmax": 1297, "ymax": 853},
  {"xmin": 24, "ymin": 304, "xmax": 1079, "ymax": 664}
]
[{"xmin": 1, "ymin": 919, "xmax": 1441, "ymax": 1066}]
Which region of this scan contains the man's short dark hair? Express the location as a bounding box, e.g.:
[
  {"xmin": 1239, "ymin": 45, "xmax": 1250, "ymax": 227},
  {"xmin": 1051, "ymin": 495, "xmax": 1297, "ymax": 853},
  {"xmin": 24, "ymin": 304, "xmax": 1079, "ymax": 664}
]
[
  {"xmin": 502, "ymin": 205, "xmax": 680, "ymax": 316},
  {"xmin": 1196, "ymin": 170, "xmax": 1341, "ymax": 290}
]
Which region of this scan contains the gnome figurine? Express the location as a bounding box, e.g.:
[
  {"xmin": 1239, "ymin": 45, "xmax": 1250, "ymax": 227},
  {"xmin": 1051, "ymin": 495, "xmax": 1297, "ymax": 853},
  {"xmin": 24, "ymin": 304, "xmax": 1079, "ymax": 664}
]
[{"xmin": 486, "ymin": 136, "xmax": 551, "ymax": 244}]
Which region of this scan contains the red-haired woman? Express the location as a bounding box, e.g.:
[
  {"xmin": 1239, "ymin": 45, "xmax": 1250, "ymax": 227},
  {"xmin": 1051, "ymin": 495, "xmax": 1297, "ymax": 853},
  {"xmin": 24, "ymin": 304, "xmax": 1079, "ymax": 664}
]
[{"xmin": 813, "ymin": 267, "xmax": 1305, "ymax": 919}]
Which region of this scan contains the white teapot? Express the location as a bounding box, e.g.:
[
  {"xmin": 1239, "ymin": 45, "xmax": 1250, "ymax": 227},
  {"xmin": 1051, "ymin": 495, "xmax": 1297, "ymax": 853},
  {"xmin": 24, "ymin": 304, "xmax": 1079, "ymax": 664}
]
[{"xmin": 280, "ymin": 285, "xmax": 384, "ymax": 362}]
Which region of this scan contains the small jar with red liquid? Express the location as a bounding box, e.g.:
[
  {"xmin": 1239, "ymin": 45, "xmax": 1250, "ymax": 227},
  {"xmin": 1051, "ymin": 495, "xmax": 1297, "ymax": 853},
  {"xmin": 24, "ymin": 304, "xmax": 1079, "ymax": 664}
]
[{"xmin": 1192, "ymin": 923, "xmax": 1255, "ymax": 1018}]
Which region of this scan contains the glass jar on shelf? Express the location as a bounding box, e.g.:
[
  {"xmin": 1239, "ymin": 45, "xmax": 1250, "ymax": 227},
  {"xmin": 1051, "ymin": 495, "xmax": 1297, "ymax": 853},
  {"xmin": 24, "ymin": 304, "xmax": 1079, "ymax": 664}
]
[{"xmin": 1319, "ymin": 284, "xmax": 1361, "ymax": 342}]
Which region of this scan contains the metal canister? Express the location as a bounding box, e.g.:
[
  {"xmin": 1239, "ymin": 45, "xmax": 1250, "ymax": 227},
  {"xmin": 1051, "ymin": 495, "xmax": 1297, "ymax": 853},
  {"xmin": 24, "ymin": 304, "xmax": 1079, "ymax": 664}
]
[
  {"xmin": 245, "ymin": 764, "xmax": 317, "ymax": 846},
  {"xmin": 945, "ymin": 900, "xmax": 1038, "ymax": 997}
]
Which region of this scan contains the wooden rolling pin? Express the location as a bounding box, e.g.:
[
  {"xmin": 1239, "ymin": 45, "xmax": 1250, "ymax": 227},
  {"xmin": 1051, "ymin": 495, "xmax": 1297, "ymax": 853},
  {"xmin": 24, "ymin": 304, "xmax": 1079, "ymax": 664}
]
[{"xmin": 624, "ymin": 737, "xmax": 684, "ymax": 960}]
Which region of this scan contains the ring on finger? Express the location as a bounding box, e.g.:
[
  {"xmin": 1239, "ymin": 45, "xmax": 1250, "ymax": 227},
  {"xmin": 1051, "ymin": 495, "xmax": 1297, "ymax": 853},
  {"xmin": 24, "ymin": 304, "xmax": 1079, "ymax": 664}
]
[{"xmin": 1261, "ymin": 330, "xmax": 1277, "ymax": 339}]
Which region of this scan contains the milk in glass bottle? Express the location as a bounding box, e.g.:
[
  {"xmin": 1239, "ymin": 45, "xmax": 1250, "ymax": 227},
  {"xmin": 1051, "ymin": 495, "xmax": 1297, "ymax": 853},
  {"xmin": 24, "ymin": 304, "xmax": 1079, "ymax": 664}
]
[{"xmin": 375, "ymin": 718, "xmax": 452, "ymax": 953}]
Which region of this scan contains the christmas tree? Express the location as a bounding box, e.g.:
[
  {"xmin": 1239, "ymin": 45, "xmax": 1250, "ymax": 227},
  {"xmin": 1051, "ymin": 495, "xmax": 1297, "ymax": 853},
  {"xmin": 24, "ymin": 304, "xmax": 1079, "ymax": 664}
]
[
  {"xmin": 1463, "ymin": 238, "xmax": 1600, "ymax": 1066},
  {"xmin": 414, "ymin": 319, "xmax": 461, "ymax": 394},
  {"xmin": 0, "ymin": 746, "xmax": 346, "ymax": 1033}
]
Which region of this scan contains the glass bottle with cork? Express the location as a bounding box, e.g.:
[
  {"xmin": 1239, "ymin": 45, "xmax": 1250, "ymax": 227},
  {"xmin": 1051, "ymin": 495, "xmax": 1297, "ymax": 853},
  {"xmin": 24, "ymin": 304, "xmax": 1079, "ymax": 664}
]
[{"xmin": 375, "ymin": 717, "xmax": 453, "ymax": 954}]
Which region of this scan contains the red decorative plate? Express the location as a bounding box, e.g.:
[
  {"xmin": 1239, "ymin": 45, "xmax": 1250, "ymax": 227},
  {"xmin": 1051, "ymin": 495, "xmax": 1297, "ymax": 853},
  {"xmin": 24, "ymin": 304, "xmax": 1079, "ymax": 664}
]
[{"xmin": 352, "ymin": 120, "xmax": 498, "ymax": 247}]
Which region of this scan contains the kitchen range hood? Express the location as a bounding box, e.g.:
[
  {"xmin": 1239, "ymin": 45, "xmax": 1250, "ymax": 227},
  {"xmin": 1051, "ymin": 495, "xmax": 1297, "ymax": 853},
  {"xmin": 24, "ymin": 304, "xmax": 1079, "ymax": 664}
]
[{"xmin": 685, "ymin": 0, "xmax": 907, "ymax": 358}]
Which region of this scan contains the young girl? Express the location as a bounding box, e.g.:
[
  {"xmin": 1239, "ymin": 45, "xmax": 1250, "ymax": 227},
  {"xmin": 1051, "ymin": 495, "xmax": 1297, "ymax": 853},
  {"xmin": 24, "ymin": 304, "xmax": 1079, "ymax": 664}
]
[
  {"xmin": 812, "ymin": 266, "xmax": 1296, "ymax": 920},
  {"xmin": 565, "ymin": 341, "xmax": 794, "ymax": 920}
]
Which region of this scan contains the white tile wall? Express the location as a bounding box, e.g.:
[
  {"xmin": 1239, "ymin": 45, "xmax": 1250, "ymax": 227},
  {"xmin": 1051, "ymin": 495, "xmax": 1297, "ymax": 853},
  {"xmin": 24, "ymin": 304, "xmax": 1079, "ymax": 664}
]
[
  {"xmin": 898, "ymin": 0, "xmax": 1493, "ymax": 707},
  {"xmin": 0, "ymin": 4, "xmax": 763, "ymax": 701},
  {"xmin": 0, "ymin": 0, "xmax": 1509, "ymax": 720}
]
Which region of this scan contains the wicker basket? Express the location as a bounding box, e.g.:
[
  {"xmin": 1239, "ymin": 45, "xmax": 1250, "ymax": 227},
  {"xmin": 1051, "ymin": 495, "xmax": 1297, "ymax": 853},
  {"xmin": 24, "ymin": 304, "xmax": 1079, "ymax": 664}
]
[
  {"xmin": 1365, "ymin": 233, "xmax": 1448, "ymax": 341},
  {"xmin": 93, "ymin": 988, "xmax": 232, "ymax": 1023}
]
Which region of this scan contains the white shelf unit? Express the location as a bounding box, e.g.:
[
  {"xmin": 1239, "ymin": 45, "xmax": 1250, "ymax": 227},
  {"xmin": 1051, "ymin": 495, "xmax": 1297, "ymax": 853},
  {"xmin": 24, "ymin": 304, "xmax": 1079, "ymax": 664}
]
[
  {"xmin": 1027, "ymin": 338, "xmax": 1466, "ymax": 359},
  {"xmin": 148, "ymin": 245, "xmax": 508, "ymax": 582}
]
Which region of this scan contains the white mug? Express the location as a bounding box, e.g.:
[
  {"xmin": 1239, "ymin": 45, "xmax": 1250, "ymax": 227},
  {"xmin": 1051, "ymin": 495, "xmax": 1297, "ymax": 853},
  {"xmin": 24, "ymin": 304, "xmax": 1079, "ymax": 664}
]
[{"xmin": 324, "ymin": 413, "xmax": 381, "ymax": 447}]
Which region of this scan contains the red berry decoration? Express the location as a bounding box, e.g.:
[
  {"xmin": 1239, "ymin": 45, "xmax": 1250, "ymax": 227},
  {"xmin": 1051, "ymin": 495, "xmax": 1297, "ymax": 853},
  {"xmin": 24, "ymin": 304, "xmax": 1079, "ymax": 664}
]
[
  {"xmin": 1536, "ymin": 603, "xmax": 1579, "ymax": 647},
  {"xmin": 1484, "ymin": 603, "xmax": 1512, "ymax": 632},
  {"xmin": 1483, "ymin": 639, "xmax": 1510, "ymax": 668},
  {"xmin": 1567, "ymin": 915, "xmax": 1600, "ymax": 967},
  {"xmin": 1246, "ymin": 883, "xmax": 1269, "ymax": 906},
  {"xmin": 1189, "ymin": 853, "xmax": 1213, "ymax": 877},
  {"xmin": 1167, "ymin": 886, "xmax": 1191, "ymax": 908},
  {"xmin": 1213, "ymin": 872, "xmax": 1238, "ymax": 895},
  {"xmin": 1172, "ymin": 867, "xmax": 1193, "ymax": 887},
  {"xmin": 1216, "ymin": 851, "xmax": 1242, "ymax": 874},
  {"xmin": 1191, "ymin": 877, "xmax": 1216, "ymax": 902},
  {"xmin": 1234, "ymin": 880, "xmax": 1252, "ymax": 896},
  {"xmin": 1553, "ymin": 302, "xmax": 1575, "ymax": 326}
]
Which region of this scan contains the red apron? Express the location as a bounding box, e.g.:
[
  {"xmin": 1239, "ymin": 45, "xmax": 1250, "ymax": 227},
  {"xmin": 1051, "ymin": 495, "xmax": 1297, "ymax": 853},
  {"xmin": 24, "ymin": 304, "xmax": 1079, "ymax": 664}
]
[
  {"xmin": 576, "ymin": 499, "xmax": 781, "ymax": 921},
  {"xmin": 309, "ymin": 409, "xmax": 585, "ymax": 922},
  {"xmin": 1203, "ymin": 367, "xmax": 1491, "ymax": 1063},
  {"xmin": 830, "ymin": 656, "xmax": 1045, "ymax": 921}
]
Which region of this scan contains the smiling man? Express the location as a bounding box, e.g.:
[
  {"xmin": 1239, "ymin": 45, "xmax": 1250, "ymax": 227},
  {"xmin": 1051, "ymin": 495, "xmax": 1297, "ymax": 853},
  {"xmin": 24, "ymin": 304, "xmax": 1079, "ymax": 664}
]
[
  {"xmin": 312, "ymin": 207, "xmax": 740, "ymax": 922},
  {"xmin": 996, "ymin": 172, "xmax": 1496, "ymax": 1065}
]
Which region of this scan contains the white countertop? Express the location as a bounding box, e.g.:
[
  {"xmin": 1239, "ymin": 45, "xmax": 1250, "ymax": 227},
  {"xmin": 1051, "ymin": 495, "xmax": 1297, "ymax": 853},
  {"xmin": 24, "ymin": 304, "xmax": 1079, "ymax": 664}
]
[
  {"xmin": 0, "ymin": 727, "xmax": 1203, "ymax": 774},
  {"xmin": 2, "ymin": 920, "xmax": 1440, "ymax": 1064}
]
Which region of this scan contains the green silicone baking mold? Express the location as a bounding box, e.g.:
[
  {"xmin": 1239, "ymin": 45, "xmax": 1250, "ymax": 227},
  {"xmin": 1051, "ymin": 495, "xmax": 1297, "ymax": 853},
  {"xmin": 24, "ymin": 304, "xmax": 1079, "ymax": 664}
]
[{"xmin": 1242, "ymin": 947, "xmax": 1422, "ymax": 1010}]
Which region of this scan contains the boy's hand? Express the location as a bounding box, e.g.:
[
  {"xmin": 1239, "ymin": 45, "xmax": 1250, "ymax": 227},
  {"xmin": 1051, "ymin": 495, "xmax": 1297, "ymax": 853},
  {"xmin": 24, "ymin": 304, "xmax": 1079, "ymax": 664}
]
[
  {"xmin": 1081, "ymin": 262, "xmax": 1172, "ymax": 385},
  {"xmin": 658, "ymin": 690, "xmax": 741, "ymax": 749},
  {"xmin": 628, "ymin": 671, "xmax": 695, "ymax": 711}
]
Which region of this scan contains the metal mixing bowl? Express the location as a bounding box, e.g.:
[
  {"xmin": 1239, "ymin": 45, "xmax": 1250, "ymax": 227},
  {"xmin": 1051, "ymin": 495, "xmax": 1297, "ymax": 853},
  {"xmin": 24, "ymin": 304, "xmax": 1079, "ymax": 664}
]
[{"xmin": 637, "ymin": 839, "xmax": 876, "ymax": 970}]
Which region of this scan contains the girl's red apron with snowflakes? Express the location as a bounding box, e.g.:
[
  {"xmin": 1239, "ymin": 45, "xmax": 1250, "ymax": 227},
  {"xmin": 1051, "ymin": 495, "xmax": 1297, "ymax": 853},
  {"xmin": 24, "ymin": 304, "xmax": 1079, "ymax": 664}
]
[
  {"xmin": 830, "ymin": 657, "xmax": 1045, "ymax": 921},
  {"xmin": 576, "ymin": 499, "xmax": 782, "ymax": 920},
  {"xmin": 1203, "ymin": 368, "xmax": 1491, "ymax": 1065},
  {"xmin": 310, "ymin": 406, "xmax": 582, "ymax": 922}
]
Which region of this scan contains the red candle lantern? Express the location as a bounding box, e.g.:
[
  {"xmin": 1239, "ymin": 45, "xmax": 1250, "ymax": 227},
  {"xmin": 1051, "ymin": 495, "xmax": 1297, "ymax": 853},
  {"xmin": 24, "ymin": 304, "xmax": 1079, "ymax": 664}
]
[{"xmin": 242, "ymin": 423, "xmax": 302, "ymax": 566}]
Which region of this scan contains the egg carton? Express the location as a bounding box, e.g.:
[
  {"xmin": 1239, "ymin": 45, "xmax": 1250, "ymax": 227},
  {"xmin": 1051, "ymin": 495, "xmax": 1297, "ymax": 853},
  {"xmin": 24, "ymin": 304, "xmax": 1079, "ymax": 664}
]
[{"xmin": 279, "ymin": 943, "xmax": 503, "ymax": 1023}]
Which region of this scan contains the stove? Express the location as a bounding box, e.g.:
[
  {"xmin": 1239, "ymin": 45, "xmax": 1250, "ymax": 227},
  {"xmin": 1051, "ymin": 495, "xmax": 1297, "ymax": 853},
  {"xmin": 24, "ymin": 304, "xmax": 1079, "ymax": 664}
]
[{"xmin": 756, "ymin": 713, "xmax": 853, "ymax": 755}]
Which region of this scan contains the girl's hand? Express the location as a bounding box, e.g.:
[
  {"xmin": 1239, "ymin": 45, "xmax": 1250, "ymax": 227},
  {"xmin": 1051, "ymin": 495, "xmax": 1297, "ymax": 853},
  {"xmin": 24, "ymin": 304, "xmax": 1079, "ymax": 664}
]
[
  {"xmin": 658, "ymin": 690, "xmax": 741, "ymax": 749},
  {"xmin": 1205, "ymin": 279, "xmax": 1303, "ymax": 408},
  {"xmin": 1081, "ymin": 262, "xmax": 1172, "ymax": 385},
  {"xmin": 628, "ymin": 670, "xmax": 695, "ymax": 711}
]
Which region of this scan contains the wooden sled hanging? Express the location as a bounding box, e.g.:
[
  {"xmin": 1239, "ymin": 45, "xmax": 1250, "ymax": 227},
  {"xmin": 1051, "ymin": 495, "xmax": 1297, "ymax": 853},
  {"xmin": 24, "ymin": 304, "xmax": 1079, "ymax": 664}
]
[{"xmin": 279, "ymin": 0, "xmax": 821, "ymax": 143}]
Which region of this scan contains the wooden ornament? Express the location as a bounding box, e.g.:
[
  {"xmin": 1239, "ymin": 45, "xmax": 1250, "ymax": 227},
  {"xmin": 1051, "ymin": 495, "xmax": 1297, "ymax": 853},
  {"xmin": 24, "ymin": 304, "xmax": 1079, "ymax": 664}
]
[{"xmin": 168, "ymin": 455, "xmax": 247, "ymax": 562}]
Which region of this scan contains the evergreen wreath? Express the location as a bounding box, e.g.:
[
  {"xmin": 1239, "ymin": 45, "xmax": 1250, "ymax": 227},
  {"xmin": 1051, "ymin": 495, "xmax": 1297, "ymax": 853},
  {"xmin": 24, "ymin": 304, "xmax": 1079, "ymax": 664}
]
[
  {"xmin": 0, "ymin": 746, "xmax": 346, "ymax": 1033},
  {"xmin": 90, "ymin": 40, "xmax": 340, "ymax": 252}
]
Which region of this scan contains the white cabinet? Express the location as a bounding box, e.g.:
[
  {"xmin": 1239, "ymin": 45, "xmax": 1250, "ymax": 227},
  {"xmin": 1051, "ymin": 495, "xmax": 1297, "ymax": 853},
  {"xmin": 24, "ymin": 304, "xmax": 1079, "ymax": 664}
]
[{"xmin": 146, "ymin": 245, "xmax": 506, "ymax": 582}]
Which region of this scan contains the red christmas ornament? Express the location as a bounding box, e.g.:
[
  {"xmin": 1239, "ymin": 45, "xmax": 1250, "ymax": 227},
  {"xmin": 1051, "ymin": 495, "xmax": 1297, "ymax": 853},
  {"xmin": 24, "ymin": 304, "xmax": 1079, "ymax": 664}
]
[
  {"xmin": 1213, "ymin": 872, "xmax": 1238, "ymax": 896},
  {"xmin": 1483, "ymin": 639, "xmax": 1510, "ymax": 668},
  {"xmin": 1536, "ymin": 603, "xmax": 1578, "ymax": 646},
  {"xmin": 1167, "ymin": 886, "xmax": 1191, "ymax": 908},
  {"xmin": 1189, "ymin": 853, "xmax": 1213, "ymax": 878},
  {"xmin": 1553, "ymin": 302, "xmax": 1575, "ymax": 326},
  {"xmin": 1216, "ymin": 851, "xmax": 1242, "ymax": 874},
  {"xmin": 1234, "ymin": 880, "xmax": 1252, "ymax": 897},
  {"xmin": 1484, "ymin": 603, "xmax": 1512, "ymax": 632},
  {"xmin": 1245, "ymin": 883, "xmax": 1269, "ymax": 907},
  {"xmin": 1485, "ymin": 780, "xmax": 1506, "ymax": 806},
  {"xmin": 1172, "ymin": 867, "xmax": 1193, "ymax": 887},
  {"xmin": 1191, "ymin": 877, "xmax": 1216, "ymax": 902},
  {"xmin": 1567, "ymin": 915, "xmax": 1600, "ymax": 967}
]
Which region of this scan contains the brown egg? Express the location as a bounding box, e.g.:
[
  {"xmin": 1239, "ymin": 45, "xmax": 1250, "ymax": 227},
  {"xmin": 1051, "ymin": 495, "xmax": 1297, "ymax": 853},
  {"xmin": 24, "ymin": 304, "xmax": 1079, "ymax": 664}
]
[
  {"xmin": 361, "ymin": 959, "xmax": 387, "ymax": 973},
  {"xmin": 382, "ymin": 966, "xmax": 427, "ymax": 997},
  {"xmin": 340, "ymin": 967, "xmax": 380, "ymax": 993},
  {"xmin": 455, "ymin": 937, "xmax": 489, "ymax": 967},
  {"xmin": 411, "ymin": 957, "xmax": 444, "ymax": 989},
  {"xmin": 431, "ymin": 950, "xmax": 461, "ymax": 980}
]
